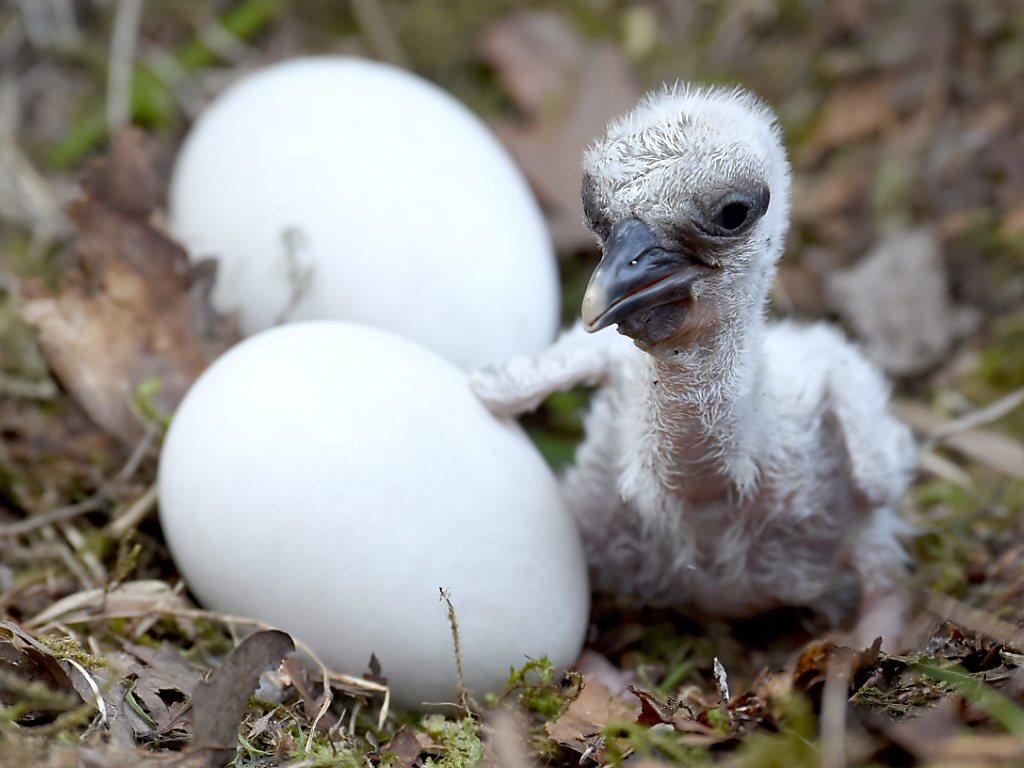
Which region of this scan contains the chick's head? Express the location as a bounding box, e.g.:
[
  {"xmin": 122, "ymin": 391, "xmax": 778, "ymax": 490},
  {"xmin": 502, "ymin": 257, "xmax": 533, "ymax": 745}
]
[{"xmin": 580, "ymin": 84, "xmax": 791, "ymax": 351}]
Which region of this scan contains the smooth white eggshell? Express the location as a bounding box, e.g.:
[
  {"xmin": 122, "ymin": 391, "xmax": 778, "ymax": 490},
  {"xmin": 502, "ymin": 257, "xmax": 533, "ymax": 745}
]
[
  {"xmin": 169, "ymin": 56, "xmax": 559, "ymax": 369},
  {"xmin": 158, "ymin": 322, "xmax": 589, "ymax": 707}
]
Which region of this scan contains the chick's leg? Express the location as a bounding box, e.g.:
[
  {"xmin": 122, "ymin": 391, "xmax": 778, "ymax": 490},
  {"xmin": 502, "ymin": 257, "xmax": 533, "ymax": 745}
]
[
  {"xmin": 470, "ymin": 323, "xmax": 622, "ymax": 417},
  {"xmin": 848, "ymin": 508, "xmax": 909, "ymax": 650}
]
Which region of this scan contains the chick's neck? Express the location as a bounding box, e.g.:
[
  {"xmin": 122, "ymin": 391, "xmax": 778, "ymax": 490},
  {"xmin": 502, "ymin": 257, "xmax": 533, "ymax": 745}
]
[{"xmin": 644, "ymin": 296, "xmax": 771, "ymax": 504}]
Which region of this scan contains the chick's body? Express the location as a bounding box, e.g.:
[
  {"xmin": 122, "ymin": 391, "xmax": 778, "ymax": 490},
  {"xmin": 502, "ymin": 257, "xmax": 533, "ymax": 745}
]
[
  {"xmin": 473, "ymin": 84, "xmax": 915, "ymax": 624},
  {"xmin": 567, "ymin": 322, "xmax": 911, "ymax": 621}
]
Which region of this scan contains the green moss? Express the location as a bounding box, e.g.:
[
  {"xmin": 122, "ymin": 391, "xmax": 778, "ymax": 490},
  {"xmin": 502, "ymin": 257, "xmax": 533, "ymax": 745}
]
[
  {"xmin": 133, "ymin": 377, "xmax": 172, "ymax": 431},
  {"xmin": 976, "ymin": 312, "xmax": 1024, "ymax": 393},
  {"xmin": 961, "ymin": 209, "xmax": 1024, "ymax": 266},
  {"xmin": 36, "ymin": 635, "xmax": 107, "ymax": 670},
  {"xmin": 914, "ymin": 480, "xmax": 974, "ymax": 512},
  {"xmin": 704, "ymin": 706, "xmax": 730, "ymax": 734},
  {"xmin": 286, "ymin": 739, "xmax": 369, "ymax": 768},
  {"xmin": 422, "ymin": 716, "xmax": 484, "ymax": 768},
  {"xmin": 524, "ymin": 389, "xmax": 590, "ymax": 470},
  {"xmin": 504, "ymin": 656, "xmax": 582, "ymax": 718}
]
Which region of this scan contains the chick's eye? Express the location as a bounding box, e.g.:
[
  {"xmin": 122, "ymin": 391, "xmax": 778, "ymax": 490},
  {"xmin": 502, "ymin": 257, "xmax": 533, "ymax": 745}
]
[{"xmin": 714, "ymin": 202, "xmax": 750, "ymax": 232}]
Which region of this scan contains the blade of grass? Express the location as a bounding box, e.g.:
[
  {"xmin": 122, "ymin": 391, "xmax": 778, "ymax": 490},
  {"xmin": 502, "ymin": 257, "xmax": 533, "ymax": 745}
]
[
  {"xmin": 913, "ymin": 660, "xmax": 1024, "ymax": 737},
  {"xmin": 657, "ymin": 658, "xmax": 695, "ymax": 695}
]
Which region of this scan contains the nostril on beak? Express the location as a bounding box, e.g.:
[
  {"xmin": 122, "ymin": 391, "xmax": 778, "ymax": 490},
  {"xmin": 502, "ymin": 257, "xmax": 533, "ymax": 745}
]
[{"xmin": 580, "ymin": 217, "xmax": 712, "ymax": 333}]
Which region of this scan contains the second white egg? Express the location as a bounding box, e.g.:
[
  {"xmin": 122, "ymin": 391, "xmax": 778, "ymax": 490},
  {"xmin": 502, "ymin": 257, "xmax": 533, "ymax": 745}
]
[{"xmin": 169, "ymin": 56, "xmax": 560, "ymax": 369}]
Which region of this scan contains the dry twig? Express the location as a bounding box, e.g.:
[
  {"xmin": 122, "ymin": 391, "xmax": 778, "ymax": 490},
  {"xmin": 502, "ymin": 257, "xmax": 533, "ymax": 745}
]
[{"xmin": 106, "ymin": 0, "xmax": 144, "ymax": 134}]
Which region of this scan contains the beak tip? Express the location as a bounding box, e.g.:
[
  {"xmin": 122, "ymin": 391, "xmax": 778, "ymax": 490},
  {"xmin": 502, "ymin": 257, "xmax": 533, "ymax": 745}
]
[{"xmin": 581, "ymin": 286, "xmax": 608, "ymax": 332}]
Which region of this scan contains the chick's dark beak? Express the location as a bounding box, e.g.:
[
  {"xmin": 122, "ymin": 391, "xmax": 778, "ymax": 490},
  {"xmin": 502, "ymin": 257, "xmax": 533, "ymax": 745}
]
[{"xmin": 581, "ymin": 218, "xmax": 712, "ymax": 332}]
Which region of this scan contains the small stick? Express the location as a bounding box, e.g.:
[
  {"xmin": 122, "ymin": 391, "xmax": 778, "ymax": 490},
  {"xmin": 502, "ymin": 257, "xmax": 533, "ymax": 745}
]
[
  {"xmin": 0, "ymin": 496, "xmax": 105, "ymax": 537},
  {"xmin": 65, "ymin": 657, "xmax": 108, "ymax": 728},
  {"xmin": 107, "ymin": 483, "xmax": 158, "ymax": 536},
  {"xmin": 0, "ymin": 372, "xmax": 58, "ymax": 400},
  {"xmin": 929, "ymin": 387, "xmax": 1024, "ymax": 444},
  {"xmin": 59, "ymin": 521, "xmax": 106, "ymax": 582},
  {"xmin": 106, "ymin": 0, "xmax": 144, "ymax": 134},
  {"xmin": 1, "ymin": 424, "xmax": 160, "ymax": 538},
  {"xmin": 114, "ymin": 424, "xmax": 159, "ymax": 483},
  {"xmin": 305, "ymin": 670, "xmax": 333, "ymax": 752},
  {"xmin": 439, "ymin": 587, "xmax": 471, "ymax": 712},
  {"xmin": 820, "ymin": 657, "xmax": 851, "ymax": 768}
]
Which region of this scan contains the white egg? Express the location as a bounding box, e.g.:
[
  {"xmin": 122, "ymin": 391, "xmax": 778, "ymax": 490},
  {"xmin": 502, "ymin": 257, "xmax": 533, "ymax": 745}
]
[
  {"xmin": 169, "ymin": 57, "xmax": 559, "ymax": 370},
  {"xmin": 158, "ymin": 322, "xmax": 589, "ymax": 707}
]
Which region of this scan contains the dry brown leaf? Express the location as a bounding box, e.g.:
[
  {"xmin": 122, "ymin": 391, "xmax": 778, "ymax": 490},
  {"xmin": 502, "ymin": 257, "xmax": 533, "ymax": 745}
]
[
  {"xmin": 0, "ymin": 620, "xmax": 81, "ymax": 718},
  {"xmin": 20, "ymin": 128, "xmax": 237, "ymax": 445},
  {"xmin": 800, "ymin": 79, "xmax": 899, "ymax": 165},
  {"xmin": 118, "ymin": 641, "xmax": 204, "ymax": 738},
  {"xmin": 628, "ymin": 685, "xmax": 677, "ymax": 727},
  {"xmin": 478, "ymin": 11, "xmax": 584, "ymax": 120},
  {"xmin": 189, "ymin": 630, "xmax": 294, "ymax": 768},
  {"xmin": 545, "ymin": 678, "xmax": 637, "ymax": 754},
  {"xmin": 789, "ymin": 637, "xmax": 882, "ymax": 707},
  {"xmin": 483, "ymin": 11, "xmax": 640, "ymax": 253},
  {"xmin": 382, "ymin": 725, "xmax": 428, "ymax": 768},
  {"xmin": 827, "ymin": 229, "xmax": 974, "ymax": 376}
]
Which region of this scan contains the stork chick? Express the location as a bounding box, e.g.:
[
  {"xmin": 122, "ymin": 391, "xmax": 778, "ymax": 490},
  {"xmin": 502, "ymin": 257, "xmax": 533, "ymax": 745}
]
[{"xmin": 472, "ymin": 85, "xmax": 915, "ymax": 627}]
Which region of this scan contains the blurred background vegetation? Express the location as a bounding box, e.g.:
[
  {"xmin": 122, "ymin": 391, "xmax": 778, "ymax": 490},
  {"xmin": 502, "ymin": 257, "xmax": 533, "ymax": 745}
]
[{"xmin": 1, "ymin": 1, "xmax": 1023, "ymax": 766}]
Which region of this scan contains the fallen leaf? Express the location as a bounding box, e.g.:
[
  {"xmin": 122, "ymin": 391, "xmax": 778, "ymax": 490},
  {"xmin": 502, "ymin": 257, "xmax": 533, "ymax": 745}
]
[
  {"xmin": 189, "ymin": 630, "xmax": 295, "ymax": 768},
  {"xmin": 20, "ymin": 128, "xmax": 238, "ymax": 444},
  {"xmin": 121, "ymin": 642, "xmax": 203, "ymax": 737},
  {"xmin": 382, "ymin": 725, "xmax": 427, "ymax": 768},
  {"xmin": 827, "ymin": 228, "xmax": 976, "ymax": 376},
  {"xmin": 789, "ymin": 168, "xmax": 870, "ymax": 250},
  {"xmin": 478, "ymin": 11, "xmax": 584, "ymax": 120},
  {"xmin": 629, "ymin": 685, "xmax": 677, "ymax": 727},
  {"xmin": 546, "ymin": 678, "xmax": 637, "ymax": 754},
  {"xmin": 482, "ymin": 11, "xmax": 640, "ymax": 253},
  {"xmin": 0, "ymin": 621, "xmax": 81, "ymax": 722},
  {"xmin": 799, "ymin": 79, "xmax": 899, "ymax": 165},
  {"xmin": 791, "ymin": 637, "xmax": 882, "ymax": 704}
]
